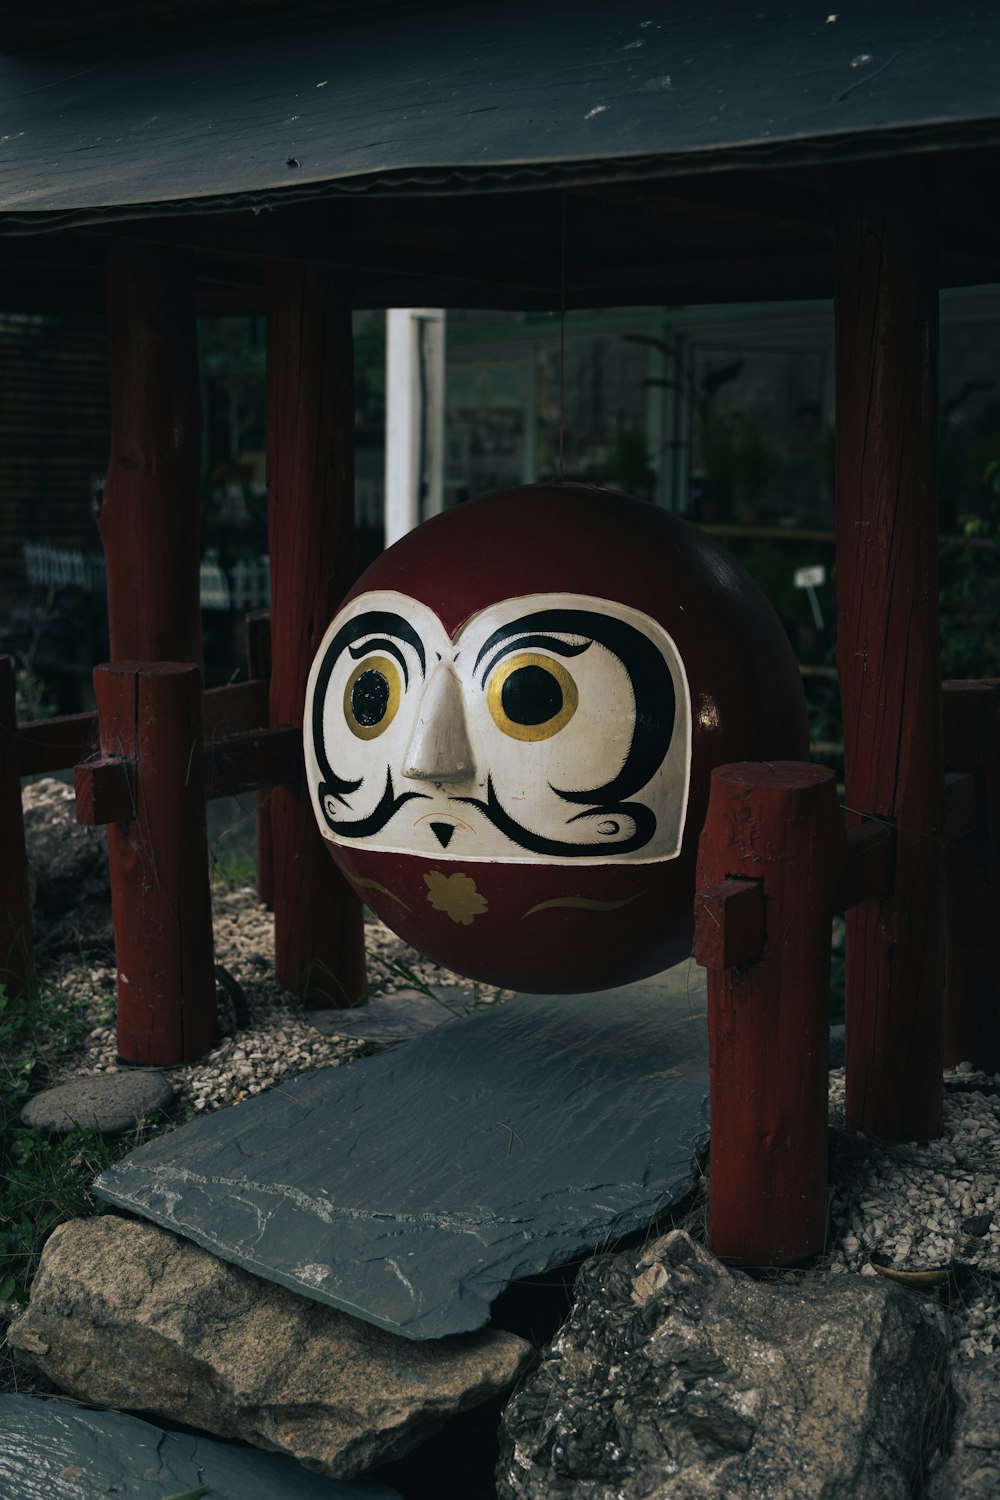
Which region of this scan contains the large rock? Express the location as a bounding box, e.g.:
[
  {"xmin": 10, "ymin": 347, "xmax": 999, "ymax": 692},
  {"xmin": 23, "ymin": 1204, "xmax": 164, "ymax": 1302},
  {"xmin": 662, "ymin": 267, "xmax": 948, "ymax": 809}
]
[
  {"xmin": 8, "ymin": 1215, "xmax": 533, "ymax": 1480},
  {"xmin": 926, "ymin": 1353, "xmax": 1000, "ymax": 1498},
  {"xmin": 21, "ymin": 776, "xmax": 108, "ymax": 914},
  {"xmin": 498, "ymin": 1229, "xmax": 949, "ymax": 1499}
]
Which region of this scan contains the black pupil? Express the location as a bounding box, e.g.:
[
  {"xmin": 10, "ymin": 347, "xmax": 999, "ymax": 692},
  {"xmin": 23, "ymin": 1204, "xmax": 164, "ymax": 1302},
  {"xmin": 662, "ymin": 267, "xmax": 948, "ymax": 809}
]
[
  {"xmin": 502, "ymin": 665, "xmax": 562, "ymax": 726},
  {"xmin": 352, "ymin": 669, "xmax": 390, "ymax": 727}
]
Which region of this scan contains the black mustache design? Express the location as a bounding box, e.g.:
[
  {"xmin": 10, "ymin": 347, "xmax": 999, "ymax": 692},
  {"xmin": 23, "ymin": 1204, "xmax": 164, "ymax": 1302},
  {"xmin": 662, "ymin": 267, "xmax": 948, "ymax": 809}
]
[
  {"xmin": 320, "ymin": 768, "xmax": 428, "ymax": 838},
  {"xmin": 452, "ymin": 775, "xmax": 656, "ymax": 857}
]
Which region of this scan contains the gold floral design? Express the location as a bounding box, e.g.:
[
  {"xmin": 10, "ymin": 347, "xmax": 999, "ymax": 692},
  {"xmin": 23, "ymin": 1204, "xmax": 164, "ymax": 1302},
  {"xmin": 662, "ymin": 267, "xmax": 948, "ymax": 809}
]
[{"xmin": 424, "ymin": 870, "xmax": 489, "ymax": 925}]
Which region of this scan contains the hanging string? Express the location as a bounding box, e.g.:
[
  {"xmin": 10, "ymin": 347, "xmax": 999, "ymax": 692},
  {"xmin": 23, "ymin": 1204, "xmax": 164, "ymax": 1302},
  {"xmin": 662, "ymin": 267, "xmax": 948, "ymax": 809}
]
[{"xmin": 558, "ymin": 191, "xmax": 567, "ymax": 482}]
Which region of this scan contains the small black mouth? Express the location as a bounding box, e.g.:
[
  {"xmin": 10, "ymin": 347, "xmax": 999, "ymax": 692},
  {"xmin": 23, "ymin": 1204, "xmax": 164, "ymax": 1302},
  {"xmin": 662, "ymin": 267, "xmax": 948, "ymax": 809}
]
[{"xmin": 430, "ymin": 822, "xmax": 456, "ymax": 849}]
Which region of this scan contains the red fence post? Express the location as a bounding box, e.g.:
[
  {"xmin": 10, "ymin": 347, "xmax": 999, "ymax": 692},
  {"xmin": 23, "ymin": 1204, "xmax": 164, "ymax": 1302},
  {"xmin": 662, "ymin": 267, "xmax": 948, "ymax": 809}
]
[
  {"xmin": 90, "ymin": 662, "xmax": 216, "ymax": 1064},
  {"xmin": 942, "ymin": 680, "xmax": 1000, "ymax": 1072},
  {"xmin": 266, "ymin": 263, "xmax": 365, "ymax": 1006},
  {"xmin": 834, "ymin": 160, "xmax": 944, "ymax": 1141},
  {"xmin": 695, "ymin": 761, "xmax": 843, "ymax": 1266},
  {"xmin": 245, "ymin": 609, "xmax": 275, "ymax": 910},
  {"xmin": 97, "ymin": 241, "xmax": 202, "ymax": 668},
  {"xmin": 0, "ymin": 657, "xmax": 33, "ymax": 997}
]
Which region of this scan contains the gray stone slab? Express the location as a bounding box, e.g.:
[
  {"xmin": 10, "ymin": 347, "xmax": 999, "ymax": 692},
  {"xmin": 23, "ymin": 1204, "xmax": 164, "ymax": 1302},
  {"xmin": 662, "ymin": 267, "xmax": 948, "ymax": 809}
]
[
  {"xmin": 20, "ymin": 1070, "xmax": 175, "ymax": 1135},
  {"xmin": 0, "ymin": 1394, "xmax": 400, "ymax": 1500},
  {"xmin": 310, "ymin": 989, "xmax": 468, "ymax": 1044},
  {"xmin": 94, "ymin": 964, "xmax": 709, "ymax": 1342}
]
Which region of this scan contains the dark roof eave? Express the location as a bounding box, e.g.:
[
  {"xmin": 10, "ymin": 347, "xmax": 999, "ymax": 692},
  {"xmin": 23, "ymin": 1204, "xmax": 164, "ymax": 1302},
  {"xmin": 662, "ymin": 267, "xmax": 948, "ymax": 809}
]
[{"xmin": 2, "ymin": 116, "xmax": 999, "ymax": 238}]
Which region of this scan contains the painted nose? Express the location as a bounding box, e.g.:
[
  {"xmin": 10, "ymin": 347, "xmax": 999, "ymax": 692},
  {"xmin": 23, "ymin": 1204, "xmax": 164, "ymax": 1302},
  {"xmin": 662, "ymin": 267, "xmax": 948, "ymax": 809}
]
[{"xmin": 402, "ymin": 664, "xmax": 475, "ymax": 782}]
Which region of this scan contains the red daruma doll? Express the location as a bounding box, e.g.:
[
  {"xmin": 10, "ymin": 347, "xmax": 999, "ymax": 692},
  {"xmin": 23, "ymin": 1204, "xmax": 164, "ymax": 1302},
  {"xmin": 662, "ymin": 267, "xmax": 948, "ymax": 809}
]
[{"xmin": 304, "ymin": 484, "xmax": 808, "ymax": 992}]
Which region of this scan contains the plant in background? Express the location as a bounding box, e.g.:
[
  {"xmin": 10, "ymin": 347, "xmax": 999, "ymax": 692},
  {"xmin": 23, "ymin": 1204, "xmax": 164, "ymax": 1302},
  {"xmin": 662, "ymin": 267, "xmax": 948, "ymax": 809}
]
[
  {"xmin": 604, "ymin": 424, "xmax": 657, "ymax": 500},
  {"xmin": 13, "ymin": 665, "xmax": 55, "ymax": 723},
  {"xmin": 939, "ymin": 458, "xmax": 1000, "ymax": 680}
]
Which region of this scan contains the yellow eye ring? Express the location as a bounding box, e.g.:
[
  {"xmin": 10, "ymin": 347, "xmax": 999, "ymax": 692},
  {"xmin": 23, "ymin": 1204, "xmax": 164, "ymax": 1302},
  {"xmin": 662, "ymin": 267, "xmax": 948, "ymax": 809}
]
[
  {"xmin": 487, "ymin": 652, "xmax": 578, "ymax": 742},
  {"xmin": 343, "ymin": 655, "xmax": 402, "ymax": 740}
]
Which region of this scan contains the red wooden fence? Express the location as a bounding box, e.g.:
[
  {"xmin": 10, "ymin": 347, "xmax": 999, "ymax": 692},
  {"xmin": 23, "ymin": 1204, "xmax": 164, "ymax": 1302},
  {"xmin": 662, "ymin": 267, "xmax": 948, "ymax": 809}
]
[
  {"xmin": 0, "ymin": 175, "xmax": 995, "ymax": 1266},
  {"xmin": 695, "ymin": 730, "xmax": 991, "ymax": 1266},
  {"xmin": 265, "ymin": 265, "xmax": 365, "ymax": 1008},
  {"xmin": 834, "ymin": 159, "xmax": 945, "ymax": 1143},
  {"xmin": 695, "ymin": 762, "xmax": 842, "ymax": 1265},
  {"xmin": 83, "ymin": 663, "xmax": 216, "ymax": 1064}
]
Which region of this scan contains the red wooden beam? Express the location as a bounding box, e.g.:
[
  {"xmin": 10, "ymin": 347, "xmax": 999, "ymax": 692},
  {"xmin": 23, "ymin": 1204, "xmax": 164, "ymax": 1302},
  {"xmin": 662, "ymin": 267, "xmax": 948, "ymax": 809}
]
[
  {"xmin": 832, "ymin": 821, "xmax": 894, "ymax": 914},
  {"xmin": 16, "ymin": 711, "xmax": 98, "ymax": 778},
  {"xmin": 94, "ymin": 662, "xmax": 216, "ymax": 1064},
  {"xmin": 97, "ymin": 241, "xmax": 203, "ymax": 668},
  {"xmin": 693, "ymin": 877, "xmax": 764, "ymax": 970},
  {"xmin": 942, "ymin": 680, "xmax": 1000, "ymax": 1072},
  {"xmin": 74, "ymin": 756, "xmax": 132, "ymax": 827},
  {"xmin": 696, "ymin": 819, "xmax": 896, "ymax": 975},
  {"xmin": 77, "ymin": 724, "xmax": 302, "ymax": 824},
  {"xmin": 835, "ymin": 159, "xmax": 944, "ymax": 1142},
  {"xmin": 20, "ymin": 684, "xmax": 265, "ymax": 779},
  {"xmin": 697, "ymin": 761, "xmax": 843, "ymax": 1266},
  {"xmin": 266, "ymin": 264, "xmax": 365, "ymax": 1006},
  {"xmin": 0, "ymin": 657, "xmax": 33, "ymax": 996},
  {"xmin": 18, "ymin": 679, "xmax": 270, "ymax": 780},
  {"xmin": 203, "ymin": 678, "xmax": 269, "ymax": 739}
]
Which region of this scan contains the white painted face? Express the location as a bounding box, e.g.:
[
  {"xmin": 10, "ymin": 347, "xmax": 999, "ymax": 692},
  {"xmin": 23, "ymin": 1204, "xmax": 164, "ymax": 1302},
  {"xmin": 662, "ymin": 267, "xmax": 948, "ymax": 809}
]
[{"xmin": 304, "ymin": 590, "xmax": 691, "ymax": 865}]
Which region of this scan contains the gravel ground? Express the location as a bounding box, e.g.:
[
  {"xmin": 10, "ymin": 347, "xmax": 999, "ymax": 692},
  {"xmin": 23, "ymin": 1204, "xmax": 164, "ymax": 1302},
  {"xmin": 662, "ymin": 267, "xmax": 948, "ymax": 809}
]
[
  {"xmin": 827, "ymin": 1066, "xmax": 1000, "ymax": 1360},
  {"xmin": 43, "ymin": 884, "xmax": 504, "ymax": 1114},
  {"xmin": 26, "ymin": 884, "xmax": 1000, "ymax": 1367}
]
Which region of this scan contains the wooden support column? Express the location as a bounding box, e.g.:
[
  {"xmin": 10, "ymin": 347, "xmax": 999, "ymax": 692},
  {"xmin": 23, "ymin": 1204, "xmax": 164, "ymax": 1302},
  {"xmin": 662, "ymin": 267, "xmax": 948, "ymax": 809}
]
[
  {"xmin": 695, "ymin": 761, "xmax": 843, "ymax": 1266},
  {"xmin": 98, "ymin": 241, "xmax": 202, "ymax": 667},
  {"xmin": 88, "ymin": 662, "xmax": 216, "ymax": 1064},
  {"xmin": 835, "ymin": 160, "xmax": 944, "ymax": 1141},
  {"xmin": 266, "ymin": 264, "xmax": 365, "ymax": 1006},
  {"xmin": 0, "ymin": 657, "xmax": 33, "ymax": 996},
  {"xmin": 245, "ymin": 609, "xmax": 275, "ymax": 909},
  {"xmin": 943, "ymin": 680, "xmax": 1000, "ymax": 1072}
]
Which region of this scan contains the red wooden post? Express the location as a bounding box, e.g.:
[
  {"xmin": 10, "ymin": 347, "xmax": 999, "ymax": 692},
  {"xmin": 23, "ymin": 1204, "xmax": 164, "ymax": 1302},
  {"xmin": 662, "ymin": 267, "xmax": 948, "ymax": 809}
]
[
  {"xmin": 942, "ymin": 680, "xmax": 1000, "ymax": 1072},
  {"xmin": 89, "ymin": 662, "xmax": 216, "ymax": 1064},
  {"xmin": 97, "ymin": 241, "xmax": 203, "ymax": 667},
  {"xmin": 245, "ymin": 608, "xmax": 275, "ymax": 909},
  {"xmin": 266, "ymin": 264, "xmax": 365, "ymax": 1006},
  {"xmin": 834, "ymin": 160, "xmax": 944, "ymax": 1141},
  {"xmin": 0, "ymin": 657, "xmax": 33, "ymax": 996},
  {"xmin": 695, "ymin": 761, "xmax": 843, "ymax": 1265}
]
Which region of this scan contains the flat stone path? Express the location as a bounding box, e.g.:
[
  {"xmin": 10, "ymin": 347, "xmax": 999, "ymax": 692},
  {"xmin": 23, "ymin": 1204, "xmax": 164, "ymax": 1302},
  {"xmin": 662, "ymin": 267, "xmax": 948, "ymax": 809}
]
[
  {"xmin": 0, "ymin": 1394, "xmax": 400, "ymax": 1499},
  {"xmin": 94, "ymin": 965, "xmax": 709, "ymax": 1340},
  {"xmin": 20, "ymin": 1070, "xmax": 175, "ymax": 1135}
]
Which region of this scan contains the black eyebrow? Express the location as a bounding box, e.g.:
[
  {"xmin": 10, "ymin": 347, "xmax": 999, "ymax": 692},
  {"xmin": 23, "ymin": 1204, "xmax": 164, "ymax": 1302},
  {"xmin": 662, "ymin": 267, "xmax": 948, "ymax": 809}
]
[
  {"xmin": 476, "ymin": 629, "xmax": 590, "ymax": 688},
  {"xmin": 348, "ymin": 636, "xmax": 412, "ymax": 689}
]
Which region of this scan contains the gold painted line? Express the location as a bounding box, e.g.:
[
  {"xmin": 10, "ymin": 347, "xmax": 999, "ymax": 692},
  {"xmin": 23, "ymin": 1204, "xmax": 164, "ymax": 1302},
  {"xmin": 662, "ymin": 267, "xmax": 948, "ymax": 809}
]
[
  {"xmin": 413, "ymin": 811, "xmax": 476, "ymax": 832},
  {"xmin": 353, "ymin": 878, "xmax": 411, "ymax": 912},
  {"xmin": 521, "ymin": 893, "xmax": 643, "ymax": 918}
]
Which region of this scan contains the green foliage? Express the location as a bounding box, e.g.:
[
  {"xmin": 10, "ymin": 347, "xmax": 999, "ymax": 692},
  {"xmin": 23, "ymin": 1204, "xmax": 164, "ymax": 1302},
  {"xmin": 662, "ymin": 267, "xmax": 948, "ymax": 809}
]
[
  {"xmin": 699, "ymin": 406, "xmax": 781, "ymax": 519},
  {"xmin": 0, "ymin": 984, "xmax": 170, "ymax": 1301},
  {"xmin": 13, "ymin": 666, "xmax": 56, "ymax": 723},
  {"xmin": 0, "ymin": 1126, "xmax": 114, "ymax": 1295},
  {"xmin": 208, "ymin": 846, "xmax": 258, "ymax": 891},
  {"xmin": 604, "ymin": 425, "xmax": 657, "ymax": 500}
]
